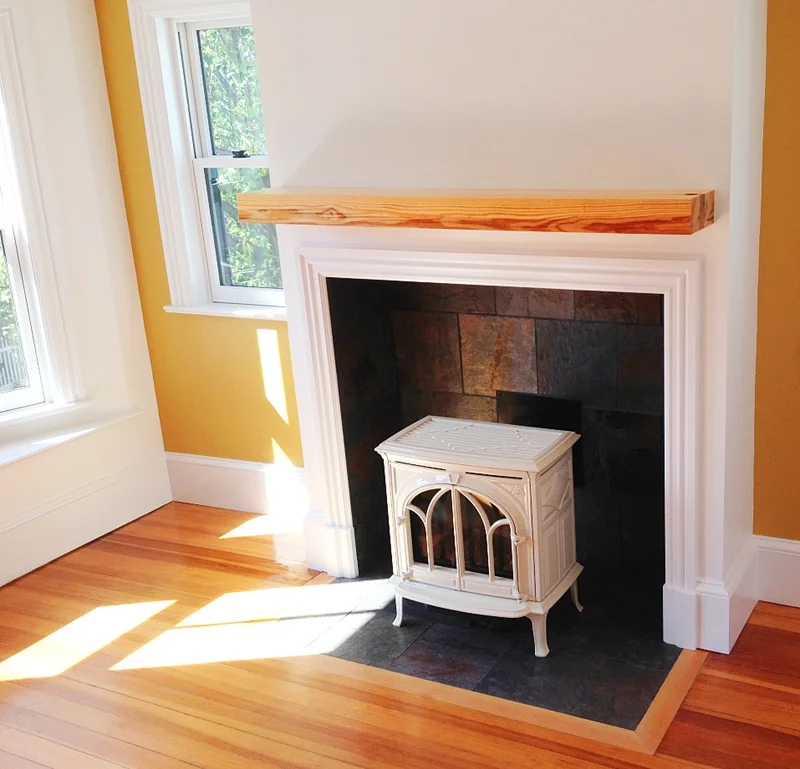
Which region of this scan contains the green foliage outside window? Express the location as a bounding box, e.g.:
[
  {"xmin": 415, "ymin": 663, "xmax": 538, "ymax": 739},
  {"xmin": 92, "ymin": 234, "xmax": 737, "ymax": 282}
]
[
  {"xmin": 197, "ymin": 26, "xmax": 281, "ymax": 290},
  {"xmin": 0, "ymin": 236, "xmax": 20, "ymax": 346},
  {"xmin": 0, "ymin": 234, "xmax": 28, "ymax": 392}
]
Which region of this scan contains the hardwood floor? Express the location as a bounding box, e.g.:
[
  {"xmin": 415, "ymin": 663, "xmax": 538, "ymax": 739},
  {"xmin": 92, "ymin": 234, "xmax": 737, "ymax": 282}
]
[{"xmin": 0, "ymin": 501, "xmax": 797, "ymax": 768}]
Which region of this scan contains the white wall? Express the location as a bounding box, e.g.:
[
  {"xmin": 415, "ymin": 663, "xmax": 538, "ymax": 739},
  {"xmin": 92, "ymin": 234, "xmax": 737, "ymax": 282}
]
[
  {"xmin": 257, "ymin": 0, "xmax": 733, "ymax": 194},
  {"xmin": 251, "ymin": 0, "xmax": 765, "ymax": 651},
  {"xmin": 0, "ymin": 0, "xmax": 170, "ymax": 585}
]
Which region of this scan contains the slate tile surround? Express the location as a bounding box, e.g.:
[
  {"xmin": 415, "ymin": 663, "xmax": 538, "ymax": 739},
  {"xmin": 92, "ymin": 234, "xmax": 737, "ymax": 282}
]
[
  {"xmin": 459, "ymin": 313, "xmax": 537, "ymax": 396},
  {"xmin": 328, "ymin": 278, "xmax": 665, "ymax": 581}
]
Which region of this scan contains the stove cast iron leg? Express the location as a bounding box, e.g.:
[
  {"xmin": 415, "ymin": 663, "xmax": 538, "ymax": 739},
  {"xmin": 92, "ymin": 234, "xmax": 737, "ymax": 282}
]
[{"xmin": 393, "ymin": 594, "xmax": 404, "ymax": 627}]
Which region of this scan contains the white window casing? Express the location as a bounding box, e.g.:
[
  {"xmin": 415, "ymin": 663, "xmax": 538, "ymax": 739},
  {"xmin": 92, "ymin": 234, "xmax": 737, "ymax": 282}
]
[
  {"xmin": 0, "ymin": 7, "xmax": 78, "ymax": 417},
  {"xmin": 128, "ymin": 0, "xmax": 285, "ymax": 317}
]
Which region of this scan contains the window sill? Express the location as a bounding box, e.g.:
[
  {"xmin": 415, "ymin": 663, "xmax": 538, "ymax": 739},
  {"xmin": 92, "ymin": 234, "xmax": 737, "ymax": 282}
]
[
  {"xmin": 0, "ymin": 400, "xmax": 85, "ymax": 433},
  {"xmin": 0, "ymin": 406, "xmax": 141, "ymax": 469},
  {"xmin": 164, "ymin": 303, "xmax": 288, "ymax": 321}
]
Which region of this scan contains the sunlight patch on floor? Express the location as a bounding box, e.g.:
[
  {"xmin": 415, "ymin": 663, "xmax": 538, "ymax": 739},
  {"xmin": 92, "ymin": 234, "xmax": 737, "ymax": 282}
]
[
  {"xmin": 111, "ymin": 580, "xmax": 392, "ymax": 670},
  {"xmin": 219, "ymin": 514, "xmax": 294, "ymax": 539},
  {"xmin": 177, "ymin": 579, "xmax": 394, "ymax": 627},
  {"xmin": 0, "ymin": 576, "xmax": 395, "ymax": 676},
  {"xmin": 0, "ymin": 600, "xmax": 174, "ymax": 681},
  {"xmin": 111, "ymin": 608, "xmax": 378, "ymax": 670}
]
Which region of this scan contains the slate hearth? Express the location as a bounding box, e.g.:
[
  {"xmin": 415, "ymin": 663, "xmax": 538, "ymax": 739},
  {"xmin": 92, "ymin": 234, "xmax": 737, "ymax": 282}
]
[{"xmin": 326, "ymin": 575, "xmax": 680, "ymax": 729}]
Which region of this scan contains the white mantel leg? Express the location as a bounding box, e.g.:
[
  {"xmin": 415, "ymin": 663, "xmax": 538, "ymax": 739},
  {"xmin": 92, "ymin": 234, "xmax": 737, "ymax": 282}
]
[{"xmin": 529, "ymin": 612, "xmax": 550, "ymax": 658}]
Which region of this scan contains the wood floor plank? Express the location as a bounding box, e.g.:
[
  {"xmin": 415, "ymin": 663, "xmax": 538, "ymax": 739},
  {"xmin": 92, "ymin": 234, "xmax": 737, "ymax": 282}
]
[
  {"xmin": 0, "ymin": 749, "xmax": 50, "ymax": 768},
  {"xmin": 0, "ymin": 501, "xmax": 797, "ymax": 769},
  {"xmin": 748, "ymin": 602, "xmax": 800, "ymax": 633},
  {"xmin": 0, "ymin": 700, "xmax": 199, "ymax": 769},
  {"xmin": 681, "ymin": 673, "xmax": 800, "ymax": 737},
  {"xmin": 0, "ymin": 723, "xmax": 125, "ymax": 769},
  {"xmin": 659, "ymin": 709, "xmax": 800, "ymax": 769}
]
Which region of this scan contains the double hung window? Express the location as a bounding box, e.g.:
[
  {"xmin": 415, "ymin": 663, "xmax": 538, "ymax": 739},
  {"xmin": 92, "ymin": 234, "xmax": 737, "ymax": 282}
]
[{"xmin": 179, "ymin": 18, "xmax": 282, "ymax": 306}]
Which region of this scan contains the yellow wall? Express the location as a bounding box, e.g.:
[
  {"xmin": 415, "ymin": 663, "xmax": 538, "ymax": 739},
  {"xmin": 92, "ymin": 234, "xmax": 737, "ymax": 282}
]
[
  {"xmin": 93, "ymin": 0, "xmax": 303, "ymax": 466},
  {"xmin": 754, "ymin": 0, "xmax": 800, "ymax": 539}
]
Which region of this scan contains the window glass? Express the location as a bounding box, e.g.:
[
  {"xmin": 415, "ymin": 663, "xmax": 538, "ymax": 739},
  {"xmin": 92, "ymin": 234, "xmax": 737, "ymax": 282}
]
[
  {"xmin": 196, "ymin": 26, "xmax": 267, "ymax": 157},
  {"xmin": 204, "ymin": 167, "xmax": 281, "ymax": 289},
  {"xmin": 0, "ymin": 233, "xmax": 31, "ymax": 395}
]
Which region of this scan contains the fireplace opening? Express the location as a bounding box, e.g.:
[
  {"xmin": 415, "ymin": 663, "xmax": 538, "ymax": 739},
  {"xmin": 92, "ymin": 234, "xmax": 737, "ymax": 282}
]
[
  {"xmin": 326, "ymin": 277, "xmax": 675, "ymax": 722},
  {"xmin": 328, "ymin": 278, "xmax": 665, "ymax": 586}
]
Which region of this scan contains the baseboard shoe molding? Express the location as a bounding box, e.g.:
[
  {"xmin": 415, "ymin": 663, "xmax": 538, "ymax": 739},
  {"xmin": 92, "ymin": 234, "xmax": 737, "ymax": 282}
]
[
  {"xmin": 756, "ymin": 535, "xmax": 800, "ymax": 608},
  {"xmin": 165, "ymin": 452, "xmax": 308, "ymax": 564},
  {"xmin": 0, "ymin": 453, "xmax": 171, "ymax": 586}
]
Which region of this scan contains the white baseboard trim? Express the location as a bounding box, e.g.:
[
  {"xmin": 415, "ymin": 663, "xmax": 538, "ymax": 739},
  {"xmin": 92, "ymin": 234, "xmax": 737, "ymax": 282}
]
[
  {"xmin": 165, "ymin": 451, "xmax": 307, "ymax": 514},
  {"xmin": 165, "ymin": 452, "xmax": 308, "ymax": 564},
  {"xmin": 0, "ymin": 453, "xmax": 171, "ymax": 586},
  {"xmin": 696, "ymin": 541, "xmax": 759, "ymax": 653},
  {"xmin": 756, "ymin": 535, "xmax": 800, "ymax": 608},
  {"xmin": 690, "ymin": 535, "xmax": 800, "ymax": 653},
  {"xmin": 302, "ymin": 511, "xmax": 358, "ymax": 578},
  {"xmin": 662, "ymin": 585, "xmax": 698, "ymax": 650}
]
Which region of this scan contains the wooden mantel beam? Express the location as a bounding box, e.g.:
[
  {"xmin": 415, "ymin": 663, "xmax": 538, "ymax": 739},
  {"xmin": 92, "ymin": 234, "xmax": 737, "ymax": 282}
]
[{"xmin": 237, "ymin": 188, "xmax": 715, "ymax": 235}]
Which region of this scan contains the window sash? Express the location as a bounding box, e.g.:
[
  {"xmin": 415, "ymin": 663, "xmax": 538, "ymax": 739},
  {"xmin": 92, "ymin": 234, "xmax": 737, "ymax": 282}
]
[{"xmin": 0, "ymin": 225, "xmax": 44, "ymax": 413}]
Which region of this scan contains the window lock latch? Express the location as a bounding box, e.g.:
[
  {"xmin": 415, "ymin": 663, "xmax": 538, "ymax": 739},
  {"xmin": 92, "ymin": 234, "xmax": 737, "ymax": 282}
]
[{"xmin": 232, "ymin": 150, "xmax": 250, "ymax": 159}]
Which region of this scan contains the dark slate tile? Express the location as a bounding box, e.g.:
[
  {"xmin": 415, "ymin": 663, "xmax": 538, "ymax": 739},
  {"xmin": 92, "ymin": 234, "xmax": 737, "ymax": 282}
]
[
  {"xmin": 528, "ymin": 288, "xmax": 574, "ymax": 319},
  {"xmin": 476, "ymin": 646, "xmax": 582, "ymax": 715},
  {"xmin": 391, "ymin": 282, "xmax": 496, "ymax": 314},
  {"xmin": 339, "ymin": 382, "xmax": 401, "ymax": 574},
  {"xmin": 460, "ymin": 314, "xmax": 537, "ymax": 397},
  {"xmin": 400, "ymin": 390, "xmax": 497, "ymax": 425},
  {"xmin": 393, "ymin": 310, "xmax": 462, "ymax": 393},
  {"xmin": 571, "ymin": 656, "xmax": 669, "ymax": 729},
  {"xmin": 419, "ymin": 618, "xmax": 521, "ymax": 656},
  {"xmin": 543, "ymin": 575, "xmax": 678, "ymax": 672},
  {"xmin": 536, "ymin": 319, "xmax": 617, "ymax": 409},
  {"xmin": 574, "ymin": 291, "xmax": 662, "ymax": 325},
  {"xmin": 329, "ymin": 279, "xmax": 399, "ymax": 402},
  {"xmin": 617, "ymin": 324, "xmax": 664, "ymax": 414},
  {"xmin": 479, "ymin": 639, "xmax": 670, "ymax": 729},
  {"xmin": 495, "ymin": 287, "xmax": 530, "ymax": 316},
  {"xmin": 620, "ymin": 492, "xmax": 667, "ymax": 584},
  {"xmin": 584, "ymin": 409, "xmax": 664, "ymax": 496},
  {"xmin": 328, "ymin": 612, "xmax": 431, "ymax": 668},
  {"xmin": 573, "ymin": 488, "xmax": 622, "ymax": 573},
  {"xmin": 389, "ymin": 639, "xmax": 501, "ymax": 690},
  {"xmin": 388, "ymin": 621, "xmax": 516, "ymax": 690}
]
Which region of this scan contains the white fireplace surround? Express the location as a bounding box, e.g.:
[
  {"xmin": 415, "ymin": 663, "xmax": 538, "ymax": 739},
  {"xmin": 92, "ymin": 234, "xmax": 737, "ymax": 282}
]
[{"xmin": 291, "ymin": 244, "xmax": 714, "ymax": 650}]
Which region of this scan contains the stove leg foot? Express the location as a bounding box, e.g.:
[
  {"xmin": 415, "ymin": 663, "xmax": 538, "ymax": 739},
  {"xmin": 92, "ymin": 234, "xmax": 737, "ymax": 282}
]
[
  {"xmin": 529, "ymin": 611, "xmax": 549, "ymax": 657},
  {"xmin": 570, "ymin": 579, "xmax": 584, "ymax": 613},
  {"xmin": 393, "ymin": 594, "xmax": 404, "ymax": 627}
]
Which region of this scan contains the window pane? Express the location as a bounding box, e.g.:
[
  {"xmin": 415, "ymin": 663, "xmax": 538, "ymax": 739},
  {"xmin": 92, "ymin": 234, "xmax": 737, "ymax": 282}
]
[
  {"xmin": 0, "ymin": 233, "xmax": 30, "ymax": 394},
  {"xmin": 197, "ymin": 26, "xmax": 267, "ymax": 157},
  {"xmin": 205, "ymin": 167, "xmax": 281, "ymax": 289}
]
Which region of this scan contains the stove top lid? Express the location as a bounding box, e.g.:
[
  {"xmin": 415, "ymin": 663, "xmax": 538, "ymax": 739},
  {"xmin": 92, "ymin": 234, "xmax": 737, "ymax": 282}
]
[{"xmin": 375, "ymin": 416, "xmax": 579, "ymax": 473}]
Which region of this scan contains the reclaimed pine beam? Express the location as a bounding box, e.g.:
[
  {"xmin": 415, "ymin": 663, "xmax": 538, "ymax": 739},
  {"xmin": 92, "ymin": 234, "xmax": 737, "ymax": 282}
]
[{"xmin": 237, "ymin": 188, "xmax": 715, "ymax": 235}]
